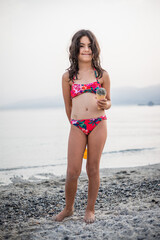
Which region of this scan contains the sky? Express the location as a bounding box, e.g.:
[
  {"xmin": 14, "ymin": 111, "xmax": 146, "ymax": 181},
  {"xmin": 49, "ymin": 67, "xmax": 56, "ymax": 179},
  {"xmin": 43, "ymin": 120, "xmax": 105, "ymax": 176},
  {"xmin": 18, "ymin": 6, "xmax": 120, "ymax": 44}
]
[{"xmin": 0, "ymin": 0, "xmax": 160, "ymax": 105}]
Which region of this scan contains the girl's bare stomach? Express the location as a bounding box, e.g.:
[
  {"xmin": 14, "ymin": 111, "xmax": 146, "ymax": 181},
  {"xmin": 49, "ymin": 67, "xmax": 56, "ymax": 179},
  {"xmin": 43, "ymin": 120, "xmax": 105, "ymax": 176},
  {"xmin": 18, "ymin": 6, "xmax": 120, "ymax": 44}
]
[{"xmin": 71, "ymin": 93, "xmax": 105, "ymax": 120}]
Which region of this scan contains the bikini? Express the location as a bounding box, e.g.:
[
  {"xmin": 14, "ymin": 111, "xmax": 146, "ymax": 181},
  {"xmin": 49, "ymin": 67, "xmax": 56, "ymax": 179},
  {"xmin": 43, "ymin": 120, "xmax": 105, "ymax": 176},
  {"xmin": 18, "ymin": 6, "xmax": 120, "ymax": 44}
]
[{"xmin": 70, "ymin": 68, "xmax": 107, "ymax": 135}]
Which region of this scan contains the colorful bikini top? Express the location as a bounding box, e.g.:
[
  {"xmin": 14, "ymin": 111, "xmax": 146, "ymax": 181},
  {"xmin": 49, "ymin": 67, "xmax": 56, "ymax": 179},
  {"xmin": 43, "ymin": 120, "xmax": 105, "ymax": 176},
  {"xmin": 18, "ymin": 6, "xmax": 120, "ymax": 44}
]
[{"xmin": 70, "ymin": 68, "xmax": 101, "ymax": 99}]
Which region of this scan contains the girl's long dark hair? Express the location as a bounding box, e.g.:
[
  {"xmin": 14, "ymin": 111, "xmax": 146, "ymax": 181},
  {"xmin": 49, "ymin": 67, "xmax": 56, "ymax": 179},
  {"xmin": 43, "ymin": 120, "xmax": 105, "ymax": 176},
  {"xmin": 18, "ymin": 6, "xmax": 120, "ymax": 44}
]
[{"xmin": 67, "ymin": 29, "xmax": 104, "ymax": 81}]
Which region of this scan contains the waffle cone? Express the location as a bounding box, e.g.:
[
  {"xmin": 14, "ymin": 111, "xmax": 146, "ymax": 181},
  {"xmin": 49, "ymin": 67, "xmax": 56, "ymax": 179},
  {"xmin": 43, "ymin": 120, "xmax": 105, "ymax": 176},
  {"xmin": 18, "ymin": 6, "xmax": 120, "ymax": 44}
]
[
  {"xmin": 96, "ymin": 94, "xmax": 106, "ymax": 100},
  {"xmin": 96, "ymin": 94, "xmax": 106, "ymax": 109}
]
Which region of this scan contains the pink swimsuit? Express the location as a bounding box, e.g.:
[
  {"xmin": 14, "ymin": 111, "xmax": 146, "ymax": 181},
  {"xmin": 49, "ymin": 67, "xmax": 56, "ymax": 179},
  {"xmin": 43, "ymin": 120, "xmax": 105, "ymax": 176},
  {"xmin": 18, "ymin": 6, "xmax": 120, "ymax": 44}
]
[
  {"xmin": 71, "ymin": 81, "xmax": 101, "ymax": 99},
  {"xmin": 70, "ymin": 68, "xmax": 107, "ymax": 135}
]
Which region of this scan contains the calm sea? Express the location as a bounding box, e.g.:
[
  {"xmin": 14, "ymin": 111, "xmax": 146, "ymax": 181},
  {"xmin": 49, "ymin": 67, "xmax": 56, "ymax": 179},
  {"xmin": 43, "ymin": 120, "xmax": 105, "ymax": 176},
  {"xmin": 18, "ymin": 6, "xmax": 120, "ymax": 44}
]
[{"xmin": 0, "ymin": 105, "xmax": 160, "ymax": 185}]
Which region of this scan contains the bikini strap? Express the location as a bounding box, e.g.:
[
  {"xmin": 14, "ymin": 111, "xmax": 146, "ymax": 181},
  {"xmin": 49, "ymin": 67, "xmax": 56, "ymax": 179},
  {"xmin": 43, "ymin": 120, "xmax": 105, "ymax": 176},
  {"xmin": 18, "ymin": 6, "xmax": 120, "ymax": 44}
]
[{"xmin": 94, "ymin": 68, "xmax": 99, "ymax": 82}]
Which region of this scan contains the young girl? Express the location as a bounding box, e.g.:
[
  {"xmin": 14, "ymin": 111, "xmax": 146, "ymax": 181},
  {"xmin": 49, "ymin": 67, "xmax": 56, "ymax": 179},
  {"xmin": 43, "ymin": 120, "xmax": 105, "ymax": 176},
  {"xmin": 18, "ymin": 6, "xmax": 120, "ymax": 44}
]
[{"xmin": 55, "ymin": 29, "xmax": 111, "ymax": 223}]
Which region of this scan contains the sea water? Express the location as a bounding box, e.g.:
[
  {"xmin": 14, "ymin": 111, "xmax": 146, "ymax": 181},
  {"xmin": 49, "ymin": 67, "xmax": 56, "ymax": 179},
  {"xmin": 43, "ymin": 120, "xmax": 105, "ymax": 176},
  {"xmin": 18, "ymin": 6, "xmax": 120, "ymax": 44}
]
[{"xmin": 0, "ymin": 105, "xmax": 160, "ymax": 185}]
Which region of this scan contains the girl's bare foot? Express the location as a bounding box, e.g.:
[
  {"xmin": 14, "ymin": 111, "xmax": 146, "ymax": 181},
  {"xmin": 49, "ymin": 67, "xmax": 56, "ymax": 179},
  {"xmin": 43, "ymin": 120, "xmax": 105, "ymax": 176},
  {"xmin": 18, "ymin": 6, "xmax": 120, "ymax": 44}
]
[
  {"xmin": 84, "ymin": 210, "xmax": 95, "ymax": 223},
  {"xmin": 53, "ymin": 208, "xmax": 74, "ymax": 222}
]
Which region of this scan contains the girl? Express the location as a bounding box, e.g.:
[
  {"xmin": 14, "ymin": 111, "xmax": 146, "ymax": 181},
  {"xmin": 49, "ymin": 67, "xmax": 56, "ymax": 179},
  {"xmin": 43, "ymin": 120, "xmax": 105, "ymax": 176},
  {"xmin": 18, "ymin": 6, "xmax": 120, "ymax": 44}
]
[{"xmin": 55, "ymin": 29, "xmax": 111, "ymax": 223}]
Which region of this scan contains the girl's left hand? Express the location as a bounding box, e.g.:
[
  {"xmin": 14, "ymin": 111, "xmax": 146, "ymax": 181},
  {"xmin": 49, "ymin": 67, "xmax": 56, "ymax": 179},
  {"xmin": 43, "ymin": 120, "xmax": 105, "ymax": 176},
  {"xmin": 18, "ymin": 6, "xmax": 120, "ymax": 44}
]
[{"xmin": 97, "ymin": 99, "xmax": 108, "ymax": 110}]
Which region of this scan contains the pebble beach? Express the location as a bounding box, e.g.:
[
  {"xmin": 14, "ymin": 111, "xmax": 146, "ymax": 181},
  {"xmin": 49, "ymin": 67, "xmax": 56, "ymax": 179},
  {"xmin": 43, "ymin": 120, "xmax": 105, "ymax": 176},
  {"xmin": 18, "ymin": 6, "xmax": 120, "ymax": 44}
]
[{"xmin": 0, "ymin": 163, "xmax": 160, "ymax": 240}]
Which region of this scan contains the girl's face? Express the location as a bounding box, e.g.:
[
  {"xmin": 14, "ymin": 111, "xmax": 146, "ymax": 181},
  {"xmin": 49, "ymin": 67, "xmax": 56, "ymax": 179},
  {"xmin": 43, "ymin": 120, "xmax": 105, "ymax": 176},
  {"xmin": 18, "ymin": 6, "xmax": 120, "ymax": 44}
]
[{"xmin": 78, "ymin": 36, "xmax": 93, "ymax": 63}]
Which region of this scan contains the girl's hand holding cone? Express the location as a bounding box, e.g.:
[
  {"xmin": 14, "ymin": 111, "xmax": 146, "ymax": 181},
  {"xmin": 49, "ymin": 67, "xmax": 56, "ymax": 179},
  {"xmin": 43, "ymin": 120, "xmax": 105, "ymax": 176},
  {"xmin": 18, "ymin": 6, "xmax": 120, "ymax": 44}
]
[
  {"xmin": 97, "ymin": 98, "xmax": 108, "ymax": 110},
  {"xmin": 96, "ymin": 88, "xmax": 107, "ymax": 110}
]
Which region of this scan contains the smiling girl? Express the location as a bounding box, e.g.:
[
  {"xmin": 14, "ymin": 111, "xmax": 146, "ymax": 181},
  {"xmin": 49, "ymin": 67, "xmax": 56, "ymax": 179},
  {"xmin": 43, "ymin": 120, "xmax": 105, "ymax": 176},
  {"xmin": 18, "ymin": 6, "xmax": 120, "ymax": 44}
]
[{"xmin": 54, "ymin": 29, "xmax": 111, "ymax": 223}]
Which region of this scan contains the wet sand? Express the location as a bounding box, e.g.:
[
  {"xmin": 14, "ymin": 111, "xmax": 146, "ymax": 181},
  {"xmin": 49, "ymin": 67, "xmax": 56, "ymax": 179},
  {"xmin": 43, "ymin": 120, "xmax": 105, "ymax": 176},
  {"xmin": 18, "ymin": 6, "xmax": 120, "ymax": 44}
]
[{"xmin": 0, "ymin": 163, "xmax": 160, "ymax": 240}]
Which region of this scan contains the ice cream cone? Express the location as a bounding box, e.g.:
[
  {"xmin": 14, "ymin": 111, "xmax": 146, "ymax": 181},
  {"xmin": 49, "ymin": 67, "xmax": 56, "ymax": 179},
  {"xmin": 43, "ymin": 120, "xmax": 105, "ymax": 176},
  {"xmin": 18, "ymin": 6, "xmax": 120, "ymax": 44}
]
[{"xmin": 96, "ymin": 88, "xmax": 106, "ymax": 110}]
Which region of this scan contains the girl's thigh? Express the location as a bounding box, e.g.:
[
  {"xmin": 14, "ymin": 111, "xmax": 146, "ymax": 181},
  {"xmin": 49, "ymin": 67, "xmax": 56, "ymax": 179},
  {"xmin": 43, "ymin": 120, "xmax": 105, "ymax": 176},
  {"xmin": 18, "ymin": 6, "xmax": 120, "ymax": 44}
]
[
  {"xmin": 67, "ymin": 125, "xmax": 87, "ymax": 172},
  {"xmin": 87, "ymin": 120, "xmax": 107, "ymax": 167}
]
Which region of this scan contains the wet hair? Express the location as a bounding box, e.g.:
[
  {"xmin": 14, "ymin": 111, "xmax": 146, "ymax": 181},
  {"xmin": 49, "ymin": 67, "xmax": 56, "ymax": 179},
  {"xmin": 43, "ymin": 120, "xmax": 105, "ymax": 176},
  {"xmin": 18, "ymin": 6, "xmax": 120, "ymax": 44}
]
[{"xmin": 67, "ymin": 29, "xmax": 104, "ymax": 81}]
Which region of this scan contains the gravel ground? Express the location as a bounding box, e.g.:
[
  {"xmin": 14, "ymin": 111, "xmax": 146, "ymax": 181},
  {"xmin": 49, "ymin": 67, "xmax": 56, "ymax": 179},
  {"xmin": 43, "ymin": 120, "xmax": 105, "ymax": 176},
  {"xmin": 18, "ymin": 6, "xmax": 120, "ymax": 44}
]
[{"xmin": 0, "ymin": 163, "xmax": 160, "ymax": 240}]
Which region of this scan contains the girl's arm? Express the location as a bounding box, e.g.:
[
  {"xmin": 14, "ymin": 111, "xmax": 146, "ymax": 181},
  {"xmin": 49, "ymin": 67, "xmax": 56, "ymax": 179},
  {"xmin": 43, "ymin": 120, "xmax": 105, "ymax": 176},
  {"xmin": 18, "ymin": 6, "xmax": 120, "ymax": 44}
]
[
  {"xmin": 97, "ymin": 71, "xmax": 111, "ymax": 110},
  {"xmin": 62, "ymin": 72, "xmax": 72, "ymax": 121}
]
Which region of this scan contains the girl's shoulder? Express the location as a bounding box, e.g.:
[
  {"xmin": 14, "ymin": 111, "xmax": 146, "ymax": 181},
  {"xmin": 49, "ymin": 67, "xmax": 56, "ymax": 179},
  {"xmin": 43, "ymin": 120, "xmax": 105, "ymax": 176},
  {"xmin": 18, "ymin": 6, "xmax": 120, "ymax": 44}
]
[
  {"xmin": 101, "ymin": 69, "xmax": 110, "ymax": 85},
  {"xmin": 62, "ymin": 71, "xmax": 69, "ymax": 80},
  {"xmin": 102, "ymin": 69, "xmax": 109, "ymax": 78},
  {"xmin": 62, "ymin": 71, "xmax": 73, "ymax": 86}
]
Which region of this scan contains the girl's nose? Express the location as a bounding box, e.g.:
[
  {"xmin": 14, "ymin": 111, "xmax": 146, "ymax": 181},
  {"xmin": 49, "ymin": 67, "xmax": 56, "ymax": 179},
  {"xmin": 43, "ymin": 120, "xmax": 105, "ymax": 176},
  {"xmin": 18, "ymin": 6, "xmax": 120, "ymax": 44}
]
[{"xmin": 84, "ymin": 46, "xmax": 89, "ymax": 51}]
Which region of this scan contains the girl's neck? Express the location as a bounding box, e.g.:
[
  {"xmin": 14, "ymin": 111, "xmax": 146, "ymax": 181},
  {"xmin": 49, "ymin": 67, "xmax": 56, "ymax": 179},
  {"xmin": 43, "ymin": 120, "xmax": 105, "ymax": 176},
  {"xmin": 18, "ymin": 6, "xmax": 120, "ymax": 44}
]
[{"xmin": 78, "ymin": 61, "xmax": 93, "ymax": 72}]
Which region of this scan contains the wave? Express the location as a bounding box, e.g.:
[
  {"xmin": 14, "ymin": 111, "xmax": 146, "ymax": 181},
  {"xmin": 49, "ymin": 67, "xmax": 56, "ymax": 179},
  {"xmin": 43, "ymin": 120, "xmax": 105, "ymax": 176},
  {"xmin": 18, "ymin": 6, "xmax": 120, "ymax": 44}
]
[
  {"xmin": 0, "ymin": 147, "xmax": 156, "ymax": 172},
  {"xmin": 102, "ymin": 147, "xmax": 155, "ymax": 155},
  {"xmin": 0, "ymin": 162, "xmax": 66, "ymax": 172}
]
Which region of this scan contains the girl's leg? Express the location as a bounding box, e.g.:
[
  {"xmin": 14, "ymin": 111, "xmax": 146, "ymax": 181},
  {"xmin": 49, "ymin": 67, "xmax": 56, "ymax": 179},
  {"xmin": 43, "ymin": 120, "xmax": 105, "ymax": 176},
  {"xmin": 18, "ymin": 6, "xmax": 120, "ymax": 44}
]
[
  {"xmin": 55, "ymin": 124, "xmax": 87, "ymax": 221},
  {"xmin": 85, "ymin": 120, "xmax": 107, "ymax": 223}
]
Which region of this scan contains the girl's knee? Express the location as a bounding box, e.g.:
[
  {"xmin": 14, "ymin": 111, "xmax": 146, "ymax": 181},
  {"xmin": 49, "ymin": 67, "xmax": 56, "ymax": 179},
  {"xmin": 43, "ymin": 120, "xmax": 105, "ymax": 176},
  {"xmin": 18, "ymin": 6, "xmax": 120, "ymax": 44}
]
[
  {"xmin": 86, "ymin": 165, "xmax": 99, "ymax": 178},
  {"xmin": 67, "ymin": 168, "xmax": 81, "ymax": 180}
]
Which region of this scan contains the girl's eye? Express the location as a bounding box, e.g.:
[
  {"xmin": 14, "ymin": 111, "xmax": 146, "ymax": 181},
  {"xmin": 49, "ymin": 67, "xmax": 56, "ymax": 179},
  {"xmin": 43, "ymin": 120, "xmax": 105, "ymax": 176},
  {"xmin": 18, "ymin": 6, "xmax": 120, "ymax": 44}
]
[{"xmin": 80, "ymin": 45, "xmax": 91, "ymax": 48}]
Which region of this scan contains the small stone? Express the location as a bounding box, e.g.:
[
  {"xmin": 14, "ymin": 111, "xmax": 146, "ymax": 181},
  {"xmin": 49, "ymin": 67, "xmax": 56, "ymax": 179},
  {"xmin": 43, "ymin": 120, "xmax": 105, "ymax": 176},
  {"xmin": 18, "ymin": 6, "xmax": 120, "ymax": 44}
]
[
  {"xmin": 63, "ymin": 237, "xmax": 69, "ymax": 240},
  {"xmin": 58, "ymin": 190, "xmax": 64, "ymax": 193}
]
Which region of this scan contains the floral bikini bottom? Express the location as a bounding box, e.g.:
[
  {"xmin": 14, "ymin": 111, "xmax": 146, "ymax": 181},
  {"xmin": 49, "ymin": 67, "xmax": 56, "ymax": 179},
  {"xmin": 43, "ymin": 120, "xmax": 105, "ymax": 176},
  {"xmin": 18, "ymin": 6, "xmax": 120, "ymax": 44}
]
[{"xmin": 70, "ymin": 115, "xmax": 107, "ymax": 135}]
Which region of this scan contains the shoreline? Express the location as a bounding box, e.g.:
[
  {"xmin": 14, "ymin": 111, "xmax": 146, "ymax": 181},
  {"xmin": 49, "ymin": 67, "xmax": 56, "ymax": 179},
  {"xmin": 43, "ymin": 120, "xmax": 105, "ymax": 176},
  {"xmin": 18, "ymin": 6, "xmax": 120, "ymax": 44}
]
[
  {"xmin": 1, "ymin": 160, "xmax": 160, "ymax": 187},
  {"xmin": 0, "ymin": 163, "xmax": 160, "ymax": 239}
]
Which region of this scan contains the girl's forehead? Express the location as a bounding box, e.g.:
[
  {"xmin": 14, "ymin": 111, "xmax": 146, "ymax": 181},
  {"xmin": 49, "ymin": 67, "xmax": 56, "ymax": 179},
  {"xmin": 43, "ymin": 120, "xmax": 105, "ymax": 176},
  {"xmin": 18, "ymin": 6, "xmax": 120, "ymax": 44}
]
[{"xmin": 80, "ymin": 36, "xmax": 91, "ymax": 43}]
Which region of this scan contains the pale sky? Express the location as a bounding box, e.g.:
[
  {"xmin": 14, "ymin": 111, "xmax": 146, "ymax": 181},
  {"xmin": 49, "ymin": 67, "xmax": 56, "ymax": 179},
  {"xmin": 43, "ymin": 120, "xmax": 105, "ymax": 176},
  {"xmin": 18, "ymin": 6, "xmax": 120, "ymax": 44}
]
[{"xmin": 0, "ymin": 0, "xmax": 160, "ymax": 105}]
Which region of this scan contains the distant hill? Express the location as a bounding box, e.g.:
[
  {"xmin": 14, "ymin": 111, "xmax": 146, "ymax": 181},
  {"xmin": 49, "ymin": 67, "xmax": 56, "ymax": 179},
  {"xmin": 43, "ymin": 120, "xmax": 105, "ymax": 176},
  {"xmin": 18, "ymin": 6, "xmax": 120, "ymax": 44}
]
[
  {"xmin": 0, "ymin": 85, "xmax": 160, "ymax": 109},
  {"xmin": 111, "ymin": 84, "xmax": 160, "ymax": 105},
  {"xmin": 0, "ymin": 97, "xmax": 64, "ymax": 110}
]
